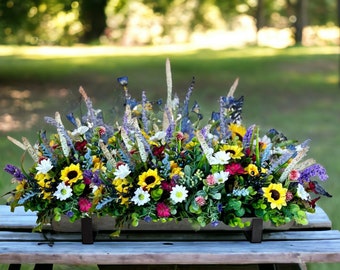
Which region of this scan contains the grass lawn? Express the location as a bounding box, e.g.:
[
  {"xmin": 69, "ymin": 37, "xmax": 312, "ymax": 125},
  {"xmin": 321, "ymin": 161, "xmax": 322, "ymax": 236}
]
[{"xmin": 0, "ymin": 45, "xmax": 339, "ymax": 270}]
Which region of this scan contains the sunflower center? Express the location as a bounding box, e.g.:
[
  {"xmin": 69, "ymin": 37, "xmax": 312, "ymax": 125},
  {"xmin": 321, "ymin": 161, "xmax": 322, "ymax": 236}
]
[
  {"xmin": 145, "ymin": 176, "xmax": 156, "ymax": 185},
  {"xmin": 270, "ymin": 189, "xmax": 280, "ymax": 200},
  {"xmin": 67, "ymin": 170, "xmax": 78, "ymax": 180},
  {"xmin": 226, "ymin": 150, "xmax": 236, "ymax": 155}
]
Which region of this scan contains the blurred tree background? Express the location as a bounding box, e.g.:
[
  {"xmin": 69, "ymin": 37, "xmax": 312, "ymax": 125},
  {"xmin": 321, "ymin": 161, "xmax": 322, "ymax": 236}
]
[{"xmin": 0, "ymin": 0, "xmax": 338, "ymax": 46}]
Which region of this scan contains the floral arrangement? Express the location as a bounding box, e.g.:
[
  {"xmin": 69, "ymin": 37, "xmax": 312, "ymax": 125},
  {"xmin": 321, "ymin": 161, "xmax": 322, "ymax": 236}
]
[{"xmin": 4, "ymin": 59, "xmax": 331, "ymax": 234}]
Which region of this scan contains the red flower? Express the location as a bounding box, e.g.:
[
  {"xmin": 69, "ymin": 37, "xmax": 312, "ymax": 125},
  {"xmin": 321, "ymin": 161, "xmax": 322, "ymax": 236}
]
[
  {"xmin": 152, "ymin": 145, "xmax": 165, "ymax": 158},
  {"xmin": 78, "ymin": 197, "xmax": 92, "ymax": 212},
  {"xmin": 156, "ymin": 202, "xmax": 171, "ymax": 218},
  {"xmin": 161, "ymin": 179, "xmax": 176, "ymax": 192},
  {"xmin": 245, "ymin": 148, "xmax": 256, "ymax": 161},
  {"xmin": 309, "ymin": 197, "xmax": 320, "ymax": 208},
  {"xmin": 75, "ymin": 140, "xmax": 87, "ymax": 153},
  {"xmin": 225, "ymin": 163, "xmax": 244, "ymax": 175}
]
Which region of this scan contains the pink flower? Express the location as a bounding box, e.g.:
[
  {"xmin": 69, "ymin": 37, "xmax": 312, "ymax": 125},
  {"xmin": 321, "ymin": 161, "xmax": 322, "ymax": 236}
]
[
  {"xmin": 195, "ymin": 196, "xmax": 206, "ymax": 206},
  {"xmin": 206, "ymin": 174, "xmax": 216, "ymax": 186},
  {"xmin": 78, "ymin": 197, "xmax": 92, "ymax": 212},
  {"xmin": 98, "ymin": 126, "xmax": 106, "ymax": 136},
  {"xmin": 156, "ymin": 202, "xmax": 171, "ymax": 218},
  {"xmin": 176, "ymin": 132, "xmax": 185, "ymax": 141},
  {"xmin": 286, "ymin": 191, "xmax": 294, "ymax": 202},
  {"xmin": 289, "ymin": 170, "xmax": 301, "ymax": 181},
  {"xmin": 225, "ymin": 163, "xmax": 244, "ymax": 175}
]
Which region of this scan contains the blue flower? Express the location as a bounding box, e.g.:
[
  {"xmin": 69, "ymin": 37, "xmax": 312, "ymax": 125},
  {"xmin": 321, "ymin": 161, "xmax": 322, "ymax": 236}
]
[{"xmin": 117, "ymin": 76, "xmax": 128, "ymax": 86}]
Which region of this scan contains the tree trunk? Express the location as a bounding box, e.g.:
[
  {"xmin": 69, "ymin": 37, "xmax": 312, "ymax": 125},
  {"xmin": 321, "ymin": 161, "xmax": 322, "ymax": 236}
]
[
  {"xmin": 338, "ymin": 0, "xmax": 340, "ymax": 27},
  {"xmin": 294, "ymin": 0, "xmax": 308, "ymax": 45},
  {"xmin": 79, "ymin": 0, "xmax": 108, "ymax": 43},
  {"xmin": 255, "ymin": 0, "xmax": 265, "ymax": 45}
]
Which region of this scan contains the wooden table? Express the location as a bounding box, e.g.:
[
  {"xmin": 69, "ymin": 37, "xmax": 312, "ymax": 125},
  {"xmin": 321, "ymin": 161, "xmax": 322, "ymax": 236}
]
[{"xmin": 1, "ymin": 205, "xmax": 340, "ymax": 270}]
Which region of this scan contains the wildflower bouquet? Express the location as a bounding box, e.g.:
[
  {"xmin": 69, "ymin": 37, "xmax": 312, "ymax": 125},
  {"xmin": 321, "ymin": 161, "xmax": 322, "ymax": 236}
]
[{"xmin": 4, "ymin": 60, "xmax": 331, "ymax": 234}]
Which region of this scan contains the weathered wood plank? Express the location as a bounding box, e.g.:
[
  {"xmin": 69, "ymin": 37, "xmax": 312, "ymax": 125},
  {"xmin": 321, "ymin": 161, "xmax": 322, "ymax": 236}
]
[
  {"xmin": 0, "ymin": 205, "xmax": 332, "ymax": 231},
  {"xmin": 1, "ymin": 230, "xmax": 340, "ymax": 242},
  {"xmin": 0, "ymin": 240, "xmax": 340, "ymax": 265}
]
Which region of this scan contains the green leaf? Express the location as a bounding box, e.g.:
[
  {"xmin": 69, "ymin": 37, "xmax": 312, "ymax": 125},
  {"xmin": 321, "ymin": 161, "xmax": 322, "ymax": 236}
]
[
  {"xmin": 184, "ymin": 165, "xmax": 191, "ymax": 176},
  {"xmin": 151, "ymin": 188, "xmax": 163, "ymax": 200},
  {"xmin": 211, "ymin": 192, "xmax": 221, "ymax": 200},
  {"xmin": 235, "ymin": 207, "xmax": 245, "ymax": 217},
  {"xmin": 228, "ymin": 199, "xmax": 242, "ymax": 210},
  {"xmin": 73, "ymin": 183, "xmax": 85, "ymax": 196}
]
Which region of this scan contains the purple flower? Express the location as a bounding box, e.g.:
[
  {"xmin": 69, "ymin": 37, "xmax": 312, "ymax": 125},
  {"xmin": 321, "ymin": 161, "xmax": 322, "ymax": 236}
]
[
  {"xmin": 299, "ymin": 164, "xmax": 328, "ymax": 183},
  {"xmin": 4, "ymin": 164, "xmax": 26, "ymax": 181},
  {"xmin": 141, "ymin": 91, "xmax": 149, "ymax": 133},
  {"xmin": 92, "ymin": 171, "xmax": 102, "ymax": 186},
  {"xmin": 144, "ymin": 216, "xmax": 152, "ymax": 223},
  {"xmin": 217, "ymin": 203, "xmax": 223, "ymax": 213},
  {"xmin": 66, "ymin": 211, "xmax": 74, "ymax": 218},
  {"xmin": 219, "ymin": 96, "xmax": 227, "ymax": 138},
  {"xmin": 211, "ymin": 221, "xmax": 220, "ymax": 227},
  {"xmin": 83, "ymin": 169, "xmax": 93, "ymax": 184},
  {"xmin": 83, "ymin": 169, "xmax": 102, "ymax": 186},
  {"xmin": 243, "ymin": 125, "xmax": 255, "ymax": 149}
]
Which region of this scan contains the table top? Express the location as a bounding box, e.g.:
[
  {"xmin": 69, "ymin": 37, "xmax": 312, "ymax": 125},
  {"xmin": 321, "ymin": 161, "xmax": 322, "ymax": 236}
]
[{"xmin": 0, "ymin": 205, "xmax": 340, "ymax": 266}]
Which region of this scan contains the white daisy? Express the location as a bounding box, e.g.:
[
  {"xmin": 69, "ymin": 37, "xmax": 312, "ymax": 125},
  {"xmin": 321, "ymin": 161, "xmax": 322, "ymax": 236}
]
[
  {"xmin": 71, "ymin": 126, "xmax": 89, "ymax": 136},
  {"xmin": 297, "ymin": 184, "xmax": 311, "ymax": 200},
  {"xmin": 114, "ymin": 164, "xmax": 131, "ymax": 179},
  {"xmin": 36, "ymin": 159, "xmax": 53, "ymax": 174},
  {"xmin": 150, "ymin": 131, "xmax": 166, "ymax": 141},
  {"xmin": 131, "ymin": 187, "xmax": 150, "ymax": 206},
  {"xmin": 210, "ymin": 151, "xmax": 231, "ymax": 165},
  {"xmin": 213, "ymin": 171, "xmax": 230, "ymax": 184},
  {"xmin": 170, "ymin": 185, "xmax": 188, "ymax": 204},
  {"xmin": 259, "ymin": 135, "xmax": 271, "ymax": 145},
  {"xmin": 54, "ymin": 182, "xmax": 73, "ymax": 201}
]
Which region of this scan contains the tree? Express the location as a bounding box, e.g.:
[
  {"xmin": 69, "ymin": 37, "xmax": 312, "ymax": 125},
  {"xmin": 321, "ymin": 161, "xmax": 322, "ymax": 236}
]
[
  {"xmin": 286, "ymin": 0, "xmax": 308, "ymax": 45},
  {"xmin": 78, "ymin": 0, "xmax": 109, "ymax": 43}
]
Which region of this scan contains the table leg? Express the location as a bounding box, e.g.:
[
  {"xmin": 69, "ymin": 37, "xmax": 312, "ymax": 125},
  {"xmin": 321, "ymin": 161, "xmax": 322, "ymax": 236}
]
[
  {"xmin": 8, "ymin": 264, "xmax": 21, "ymax": 270},
  {"xmin": 33, "ymin": 264, "xmax": 53, "ymax": 270}
]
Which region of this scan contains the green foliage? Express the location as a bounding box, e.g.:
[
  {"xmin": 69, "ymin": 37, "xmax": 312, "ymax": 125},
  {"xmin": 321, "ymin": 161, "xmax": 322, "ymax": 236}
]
[{"xmin": 0, "ymin": 0, "xmax": 337, "ymax": 45}]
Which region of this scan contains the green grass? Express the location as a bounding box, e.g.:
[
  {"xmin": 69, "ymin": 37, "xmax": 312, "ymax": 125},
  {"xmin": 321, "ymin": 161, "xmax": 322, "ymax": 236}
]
[{"xmin": 0, "ymin": 45, "xmax": 339, "ymax": 270}]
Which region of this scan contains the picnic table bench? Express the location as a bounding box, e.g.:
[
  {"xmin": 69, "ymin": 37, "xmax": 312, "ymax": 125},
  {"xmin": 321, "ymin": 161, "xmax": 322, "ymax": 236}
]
[{"xmin": 1, "ymin": 205, "xmax": 340, "ymax": 270}]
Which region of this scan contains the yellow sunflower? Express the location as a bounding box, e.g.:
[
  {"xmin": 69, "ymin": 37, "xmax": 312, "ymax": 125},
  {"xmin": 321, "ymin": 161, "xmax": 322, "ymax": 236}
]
[
  {"xmin": 244, "ymin": 164, "xmax": 259, "ymax": 176},
  {"xmin": 35, "ymin": 173, "xmax": 52, "ymax": 188},
  {"xmin": 34, "ymin": 173, "xmax": 54, "ymax": 200},
  {"xmin": 138, "ymin": 168, "xmax": 162, "ymax": 190},
  {"xmin": 228, "ymin": 123, "xmax": 246, "ymax": 139},
  {"xmin": 184, "ymin": 140, "xmax": 197, "ymax": 150},
  {"xmin": 60, "ymin": 163, "xmax": 83, "ymax": 185},
  {"xmin": 220, "ymin": 144, "xmax": 244, "ymax": 159},
  {"xmin": 112, "ymin": 178, "xmax": 132, "ymax": 205},
  {"xmin": 262, "ymin": 183, "xmax": 288, "ymax": 210},
  {"xmin": 170, "ymin": 161, "xmax": 184, "ymax": 178},
  {"xmin": 92, "ymin": 156, "xmax": 106, "ymax": 172}
]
